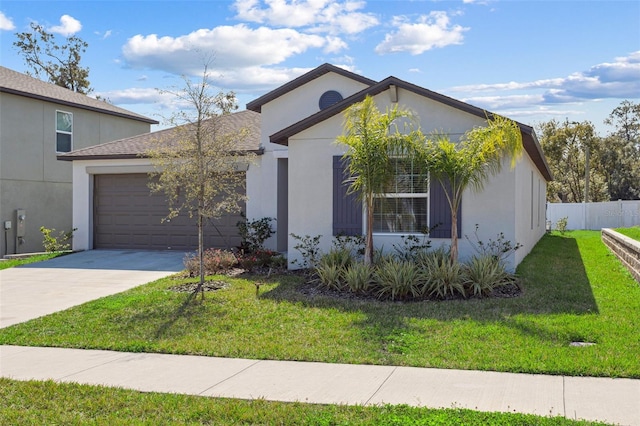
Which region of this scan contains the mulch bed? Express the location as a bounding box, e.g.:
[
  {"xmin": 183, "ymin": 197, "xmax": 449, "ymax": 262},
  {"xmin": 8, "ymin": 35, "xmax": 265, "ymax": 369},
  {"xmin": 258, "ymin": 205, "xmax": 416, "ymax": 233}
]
[{"xmin": 169, "ymin": 267, "xmax": 522, "ymax": 301}]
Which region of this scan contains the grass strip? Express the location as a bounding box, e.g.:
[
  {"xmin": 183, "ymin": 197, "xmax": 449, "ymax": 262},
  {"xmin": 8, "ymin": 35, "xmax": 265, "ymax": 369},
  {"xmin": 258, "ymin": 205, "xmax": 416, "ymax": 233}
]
[
  {"xmin": 615, "ymin": 226, "xmax": 640, "ymax": 241},
  {"xmin": 0, "ymin": 378, "xmax": 607, "ymax": 425},
  {"xmin": 0, "ymin": 252, "xmax": 62, "ymax": 270}
]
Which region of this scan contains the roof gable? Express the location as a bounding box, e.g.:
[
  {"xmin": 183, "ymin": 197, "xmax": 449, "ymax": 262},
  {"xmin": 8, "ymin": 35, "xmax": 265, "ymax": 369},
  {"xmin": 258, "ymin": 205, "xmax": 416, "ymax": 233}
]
[
  {"xmin": 0, "ymin": 66, "xmax": 158, "ymax": 124},
  {"xmin": 246, "ymin": 63, "xmax": 376, "ymax": 113},
  {"xmin": 269, "ymin": 75, "xmax": 552, "ymax": 181}
]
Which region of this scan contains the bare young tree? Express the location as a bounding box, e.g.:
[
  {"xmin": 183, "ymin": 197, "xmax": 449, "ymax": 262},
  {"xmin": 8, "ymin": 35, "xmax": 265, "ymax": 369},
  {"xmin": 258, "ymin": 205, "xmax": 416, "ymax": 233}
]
[
  {"xmin": 14, "ymin": 23, "xmax": 91, "ymax": 94},
  {"xmin": 146, "ymin": 64, "xmax": 255, "ymax": 297}
]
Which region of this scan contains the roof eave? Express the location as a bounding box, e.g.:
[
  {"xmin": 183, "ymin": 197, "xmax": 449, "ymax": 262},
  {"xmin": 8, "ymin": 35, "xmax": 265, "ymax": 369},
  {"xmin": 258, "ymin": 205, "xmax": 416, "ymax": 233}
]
[
  {"xmin": 268, "ymin": 76, "xmax": 553, "ymax": 181},
  {"xmin": 246, "ymin": 63, "xmax": 376, "ymax": 113},
  {"xmin": 0, "ymin": 87, "xmax": 159, "ymax": 125}
]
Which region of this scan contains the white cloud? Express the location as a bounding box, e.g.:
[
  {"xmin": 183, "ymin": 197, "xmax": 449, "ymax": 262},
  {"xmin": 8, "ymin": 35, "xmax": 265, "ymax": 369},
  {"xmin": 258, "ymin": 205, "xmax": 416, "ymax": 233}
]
[
  {"xmin": 323, "ymin": 35, "xmax": 348, "ymax": 54},
  {"xmin": 0, "ymin": 11, "xmax": 15, "ymax": 31},
  {"xmin": 375, "ymin": 11, "xmax": 468, "ymax": 55},
  {"xmin": 233, "ymin": 0, "xmax": 378, "ymax": 35},
  {"xmin": 462, "ymin": 94, "xmax": 545, "ymax": 109},
  {"xmin": 122, "ymin": 24, "xmax": 325, "ymax": 77},
  {"xmin": 49, "ymin": 14, "xmax": 82, "ymax": 36},
  {"xmin": 450, "ymin": 51, "xmax": 640, "ymax": 106},
  {"xmin": 94, "ymin": 29, "xmax": 113, "ymax": 39}
]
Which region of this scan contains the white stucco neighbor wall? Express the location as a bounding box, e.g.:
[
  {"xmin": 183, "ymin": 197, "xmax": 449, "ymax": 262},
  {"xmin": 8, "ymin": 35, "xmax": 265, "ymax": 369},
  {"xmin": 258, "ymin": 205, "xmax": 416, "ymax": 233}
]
[{"xmin": 71, "ymin": 159, "xmax": 154, "ymax": 251}]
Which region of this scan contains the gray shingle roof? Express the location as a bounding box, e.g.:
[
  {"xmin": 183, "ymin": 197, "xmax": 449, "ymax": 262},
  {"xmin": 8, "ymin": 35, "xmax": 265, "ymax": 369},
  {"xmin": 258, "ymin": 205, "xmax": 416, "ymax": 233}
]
[
  {"xmin": 0, "ymin": 66, "xmax": 158, "ymax": 124},
  {"xmin": 58, "ymin": 110, "xmax": 261, "ymax": 160}
]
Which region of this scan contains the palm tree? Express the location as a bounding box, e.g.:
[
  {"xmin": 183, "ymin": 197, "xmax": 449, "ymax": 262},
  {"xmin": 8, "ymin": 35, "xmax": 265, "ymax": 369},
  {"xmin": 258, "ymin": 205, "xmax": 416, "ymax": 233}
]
[
  {"xmin": 421, "ymin": 115, "xmax": 523, "ymax": 263},
  {"xmin": 336, "ymin": 95, "xmax": 422, "ymax": 265}
]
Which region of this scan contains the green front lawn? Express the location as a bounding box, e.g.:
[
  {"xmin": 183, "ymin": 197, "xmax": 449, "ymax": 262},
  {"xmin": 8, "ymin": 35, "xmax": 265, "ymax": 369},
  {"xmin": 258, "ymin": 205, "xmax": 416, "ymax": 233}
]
[
  {"xmin": 0, "ymin": 378, "xmax": 606, "ymax": 425},
  {"xmin": 615, "ymin": 226, "xmax": 640, "ymax": 241},
  {"xmin": 1, "ymin": 231, "xmax": 639, "ymax": 378},
  {"xmin": 0, "ymin": 252, "xmax": 62, "ymax": 270}
]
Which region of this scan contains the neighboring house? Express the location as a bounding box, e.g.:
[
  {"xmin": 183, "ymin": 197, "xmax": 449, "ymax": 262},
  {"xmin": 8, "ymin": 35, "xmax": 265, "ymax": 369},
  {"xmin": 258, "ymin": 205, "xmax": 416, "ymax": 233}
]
[
  {"xmin": 58, "ymin": 110, "xmax": 261, "ymax": 251},
  {"xmin": 62, "ymin": 64, "xmax": 552, "ymax": 271},
  {"xmin": 0, "ymin": 66, "xmax": 157, "ymax": 256}
]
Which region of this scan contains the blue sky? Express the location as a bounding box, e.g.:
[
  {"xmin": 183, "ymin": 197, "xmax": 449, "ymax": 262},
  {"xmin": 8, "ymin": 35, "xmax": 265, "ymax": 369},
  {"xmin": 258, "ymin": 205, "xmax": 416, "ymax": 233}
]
[{"xmin": 1, "ymin": 0, "xmax": 639, "ymax": 134}]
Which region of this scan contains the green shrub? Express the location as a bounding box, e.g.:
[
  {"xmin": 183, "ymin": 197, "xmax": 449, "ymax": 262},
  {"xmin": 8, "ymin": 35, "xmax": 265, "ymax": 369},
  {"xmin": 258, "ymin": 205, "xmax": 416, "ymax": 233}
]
[
  {"xmin": 465, "ymin": 224, "xmax": 522, "ymax": 264},
  {"xmin": 332, "ymin": 233, "xmax": 365, "ymax": 258},
  {"xmin": 236, "ymin": 249, "xmax": 278, "ymax": 271},
  {"xmin": 290, "ymin": 233, "xmax": 322, "ymax": 269},
  {"xmin": 422, "ymin": 250, "xmax": 465, "ymax": 298},
  {"xmin": 269, "ymin": 254, "xmax": 287, "ymax": 269},
  {"xmin": 556, "ymin": 216, "xmax": 568, "ymax": 234},
  {"xmin": 40, "ymin": 226, "xmax": 76, "ymax": 252},
  {"xmin": 184, "ymin": 249, "xmax": 237, "ymax": 277},
  {"xmin": 463, "ymin": 255, "xmax": 510, "ymax": 297},
  {"xmin": 341, "ymin": 262, "xmax": 374, "ymax": 294},
  {"xmin": 315, "ymin": 263, "xmax": 344, "ymax": 291},
  {"xmin": 374, "ymin": 260, "xmax": 422, "ymax": 301},
  {"xmin": 236, "ymin": 215, "xmax": 275, "ymax": 253},
  {"xmin": 392, "ymin": 234, "xmax": 431, "ymax": 262}
]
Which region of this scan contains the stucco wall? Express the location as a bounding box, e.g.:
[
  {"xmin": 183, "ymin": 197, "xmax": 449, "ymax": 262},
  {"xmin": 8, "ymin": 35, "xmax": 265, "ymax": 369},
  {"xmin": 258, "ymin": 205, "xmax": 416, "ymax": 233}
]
[
  {"xmin": 514, "ymin": 150, "xmax": 548, "ymax": 268},
  {"xmin": 285, "ymin": 87, "xmax": 544, "ymax": 271},
  {"xmin": 0, "ymin": 92, "xmax": 151, "ymax": 255},
  {"xmin": 246, "ymin": 71, "xmax": 371, "ymax": 250}
]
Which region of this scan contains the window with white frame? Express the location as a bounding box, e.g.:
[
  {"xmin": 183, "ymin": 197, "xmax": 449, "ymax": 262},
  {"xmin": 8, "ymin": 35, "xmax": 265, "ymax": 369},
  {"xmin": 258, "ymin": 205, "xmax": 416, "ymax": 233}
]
[
  {"xmin": 56, "ymin": 111, "xmax": 73, "ymax": 153},
  {"xmin": 372, "ymin": 157, "xmax": 429, "ymax": 233}
]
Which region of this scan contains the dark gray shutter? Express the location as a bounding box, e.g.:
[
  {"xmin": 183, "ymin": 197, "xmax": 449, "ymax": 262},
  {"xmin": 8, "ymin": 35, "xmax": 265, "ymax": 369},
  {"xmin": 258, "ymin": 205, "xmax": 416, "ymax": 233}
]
[
  {"xmin": 429, "ymin": 179, "xmax": 461, "ymax": 238},
  {"xmin": 333, "ymin": 156, "xmax": 362, "ymax": 236}
]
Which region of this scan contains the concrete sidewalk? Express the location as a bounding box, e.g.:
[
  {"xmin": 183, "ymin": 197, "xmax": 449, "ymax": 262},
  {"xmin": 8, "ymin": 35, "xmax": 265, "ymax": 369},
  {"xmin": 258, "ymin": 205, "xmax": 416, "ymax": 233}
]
[{"xmin": 1, "ymin": 345, "xmax": 638, "ymax": 425}]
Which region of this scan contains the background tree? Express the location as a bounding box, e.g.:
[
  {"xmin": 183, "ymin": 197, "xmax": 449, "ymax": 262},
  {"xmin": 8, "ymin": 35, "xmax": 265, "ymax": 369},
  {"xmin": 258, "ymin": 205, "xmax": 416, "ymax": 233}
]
[
  {"xmin": 539, "ymin": 119, "xmax": 608, "ymax": 203},
  {"xmin": 337, "ymin": 96, "xmax": 422, "ymax": 265},
  {"xmin": 14, "ymin": 22, "xmax": 91, "ymax": 93},
  {"xmin": 598, "ymin": 100, "xmax": 640, "ymax": 200},
  {"xmin": 420, "ymin": 115, "xmax": 523, "ymax": 263},
  {"xmin": 146, "ymin": 64, "xmax": 254, "ymax": 296}
]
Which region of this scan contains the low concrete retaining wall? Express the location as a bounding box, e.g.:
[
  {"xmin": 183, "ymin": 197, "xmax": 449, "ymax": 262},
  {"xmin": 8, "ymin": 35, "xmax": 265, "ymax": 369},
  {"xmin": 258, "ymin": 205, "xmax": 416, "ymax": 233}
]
[{"xmin": 601, "ymin": 228, "xmax": 640, "ymax": 284}]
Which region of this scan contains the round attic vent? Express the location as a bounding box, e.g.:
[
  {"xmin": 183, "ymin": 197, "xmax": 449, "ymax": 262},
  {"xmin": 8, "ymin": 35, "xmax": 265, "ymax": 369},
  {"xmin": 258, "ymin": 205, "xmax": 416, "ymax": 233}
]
[{"xmin": 319, "ymin": 90, "xmax": 343, "ymax": 110}]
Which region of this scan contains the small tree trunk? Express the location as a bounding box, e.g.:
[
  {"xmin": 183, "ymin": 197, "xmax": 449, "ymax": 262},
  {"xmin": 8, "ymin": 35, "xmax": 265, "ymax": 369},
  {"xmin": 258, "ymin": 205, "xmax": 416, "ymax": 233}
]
[
  {"xmin": 364, "ymin": 198, "xmax": 374, "ymax": 265},
  {"xmin": 450, "ymin": 209, "xmax": 458, "ymax": 263},
  {"xmin": 198, "ymin": 211, "xmax": 205, "ymax": 299}
]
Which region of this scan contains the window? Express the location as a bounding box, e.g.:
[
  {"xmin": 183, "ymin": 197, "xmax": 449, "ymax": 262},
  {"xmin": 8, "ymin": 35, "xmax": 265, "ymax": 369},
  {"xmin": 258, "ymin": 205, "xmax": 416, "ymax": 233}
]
[
  {"xmin": 56, "ymin": 111, "xmax": 73, "ymax": 153},
  {"xmin": 372, "ymin": 158, "xmax": 429, "ymax": 233}
]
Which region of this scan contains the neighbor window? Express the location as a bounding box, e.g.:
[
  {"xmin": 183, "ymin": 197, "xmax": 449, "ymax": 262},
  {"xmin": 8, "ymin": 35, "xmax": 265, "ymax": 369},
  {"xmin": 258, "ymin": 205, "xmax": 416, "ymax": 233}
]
[
  {"xmin": 56, "ymin": 111, "xmax": 73, "ymax": 153},
  {"xmin": 372, "ymin": 157, "xmax": 429, "ymax": 233}
]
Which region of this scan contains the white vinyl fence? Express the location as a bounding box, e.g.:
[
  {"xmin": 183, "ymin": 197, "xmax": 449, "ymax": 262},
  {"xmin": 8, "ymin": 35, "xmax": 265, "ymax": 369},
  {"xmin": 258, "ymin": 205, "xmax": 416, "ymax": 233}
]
[{"xmin": 547, "ymin": 201, "xmax": 640, "ymax": 230}]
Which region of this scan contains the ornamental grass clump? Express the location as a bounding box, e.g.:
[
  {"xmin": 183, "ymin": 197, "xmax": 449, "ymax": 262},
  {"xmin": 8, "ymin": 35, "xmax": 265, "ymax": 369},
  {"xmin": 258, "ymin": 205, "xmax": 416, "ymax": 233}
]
[
  {"xmin": 422, "ymin": 249, "xmax": 466, "ymax": 299},
  {"xmin": 374, "ymin": 259, "xmax": 423, "ymax": 301},
  {"xmin": 315, "ymin": 263, "xmax": 344, "ymax": 291},
  {"xmin": 463, "ymin": 254, "xmax": 511, "ymax": 297},
  {"xmin": 341, "ymin": 262, "xmax": 374, "ymax": 294}
]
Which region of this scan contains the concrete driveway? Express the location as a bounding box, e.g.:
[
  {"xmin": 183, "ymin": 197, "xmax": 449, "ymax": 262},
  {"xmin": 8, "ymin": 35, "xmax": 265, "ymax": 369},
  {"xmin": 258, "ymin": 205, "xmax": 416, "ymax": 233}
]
[{"xmin": 0, "ymin": 250, "xmax": 186, "ymax": 328}]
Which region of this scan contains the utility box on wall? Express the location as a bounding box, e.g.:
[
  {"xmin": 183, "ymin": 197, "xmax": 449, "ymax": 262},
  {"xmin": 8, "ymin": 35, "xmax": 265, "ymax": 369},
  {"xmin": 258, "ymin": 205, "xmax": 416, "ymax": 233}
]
[{"xmin": 16, "ymin": 209, "xmax": 26, "ymax": 238}]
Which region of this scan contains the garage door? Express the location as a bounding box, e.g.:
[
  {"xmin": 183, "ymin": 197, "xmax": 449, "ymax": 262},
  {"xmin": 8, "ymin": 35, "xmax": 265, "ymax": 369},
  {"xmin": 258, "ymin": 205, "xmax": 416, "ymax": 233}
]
[{"xmin": 94, "ymin": 173, "xmax": 244, "ymax": 250}]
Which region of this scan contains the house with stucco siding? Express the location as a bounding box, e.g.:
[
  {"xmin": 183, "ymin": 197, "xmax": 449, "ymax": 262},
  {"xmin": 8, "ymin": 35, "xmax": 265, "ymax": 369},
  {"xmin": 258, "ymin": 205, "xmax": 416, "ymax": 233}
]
[
  {"xmin": 244, "ymin": 64, "xmax": 552, "ymax": 271},
  {"xmin": 61, "ymin": 64, "xmax": 552, "ymax": 271}
]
